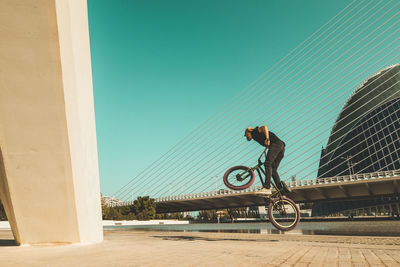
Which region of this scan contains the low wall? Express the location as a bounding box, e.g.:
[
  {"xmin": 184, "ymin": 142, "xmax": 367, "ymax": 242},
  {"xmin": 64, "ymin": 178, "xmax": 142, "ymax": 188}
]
[
  {"xmin": 0, "ymin": 220, "xmax": 189, "ymax": 231},
  {"xmin": 103, "ymin": 220, "xmax": 189, "ymax": 226},
  {"xmin": 0, "ymin": 221, "xmax": 10, "ymax": 229}
]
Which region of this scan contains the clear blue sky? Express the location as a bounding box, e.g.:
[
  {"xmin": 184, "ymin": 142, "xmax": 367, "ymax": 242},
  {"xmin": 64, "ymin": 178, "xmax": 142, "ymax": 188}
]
[{"xmin": 87, "ymin": 0, "xmax": 399, "ymax": 197}]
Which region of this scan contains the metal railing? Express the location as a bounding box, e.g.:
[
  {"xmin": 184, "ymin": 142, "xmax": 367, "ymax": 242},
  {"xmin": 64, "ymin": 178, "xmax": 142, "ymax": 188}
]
[
  {"xmin": 290, "ymin": 169, "xmax": 400, "ymax": 187},
  {"xmin": 154, "ymin": 185, "xmax": 263, "ymax": 203}
]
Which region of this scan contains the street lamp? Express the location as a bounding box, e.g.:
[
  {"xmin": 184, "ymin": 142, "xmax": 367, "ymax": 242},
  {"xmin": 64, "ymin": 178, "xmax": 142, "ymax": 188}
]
[
  {"xmin": 341, "ymin": 155, "xmax": 354, "ymax": 175},
  {"xmin": 213, "ymin": 175, "xmax": 218, "ymax": 192}
]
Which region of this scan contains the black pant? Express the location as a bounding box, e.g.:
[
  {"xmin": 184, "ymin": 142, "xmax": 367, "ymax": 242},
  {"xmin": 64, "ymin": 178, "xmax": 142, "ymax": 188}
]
[{"xmin": 264, "ymin": 142, "xmax": 285, "ymax": 187}]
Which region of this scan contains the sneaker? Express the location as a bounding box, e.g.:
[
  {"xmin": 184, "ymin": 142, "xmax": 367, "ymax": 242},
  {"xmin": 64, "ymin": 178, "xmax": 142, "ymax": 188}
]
[
  {"xmin": 280, "ymin": 181, "xmax": 291, "ymax": 194},
  {"xmin": 259, "ymin": 187, "xmax": 271, "ymax": 194},
  {"xmin": 263, "ymin": 183, "xmax": 271, "ymax": 189}
]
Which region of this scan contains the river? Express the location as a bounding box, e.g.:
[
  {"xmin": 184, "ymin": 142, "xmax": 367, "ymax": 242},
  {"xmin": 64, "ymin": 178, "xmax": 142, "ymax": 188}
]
[{"xmin": 104, "ymin": 219, "xmax": 400, "ymax": 236}]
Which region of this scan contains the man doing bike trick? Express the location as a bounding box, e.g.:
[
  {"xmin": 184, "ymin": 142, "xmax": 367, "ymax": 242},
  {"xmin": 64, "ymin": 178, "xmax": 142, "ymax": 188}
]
[{"xmin": 244, "ymin": 126, "xmax": 289, "ymax": 193}]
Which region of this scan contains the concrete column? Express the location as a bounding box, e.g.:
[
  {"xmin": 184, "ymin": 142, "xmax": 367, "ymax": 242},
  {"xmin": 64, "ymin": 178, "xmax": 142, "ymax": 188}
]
[
  {"xmin": 0, "ymin": 0, "xmax": 103, "ymax": 244},
  {"xmin": 258, "ymin": 206, "xmax": 267, "ymax": 218}
]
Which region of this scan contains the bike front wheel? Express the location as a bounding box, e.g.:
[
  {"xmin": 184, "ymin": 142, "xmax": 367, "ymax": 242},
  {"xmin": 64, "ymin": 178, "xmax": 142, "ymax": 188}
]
[
  {"xmin": 268, "ymin": 196, "xmax": 300, "ymax": 231},
  {"xmin": 223, "ymin": 165, "xmax": 255, "ymax": 190}
]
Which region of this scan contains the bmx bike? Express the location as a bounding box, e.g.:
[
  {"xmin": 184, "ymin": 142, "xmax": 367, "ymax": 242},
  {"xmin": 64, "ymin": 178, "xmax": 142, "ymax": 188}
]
[{"xmin": 223, "ymin": 148, "xmax": 300, "ymax": 231}]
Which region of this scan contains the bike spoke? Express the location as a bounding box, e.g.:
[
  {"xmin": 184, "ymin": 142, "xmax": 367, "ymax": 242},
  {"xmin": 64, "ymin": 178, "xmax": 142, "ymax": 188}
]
[{"xmin": 227, "ymin": 170, "xmax": 252, "ymax": 186}]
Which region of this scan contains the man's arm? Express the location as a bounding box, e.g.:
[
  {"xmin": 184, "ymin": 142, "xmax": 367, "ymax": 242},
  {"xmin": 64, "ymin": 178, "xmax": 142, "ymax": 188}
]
[{"xmin": 259, "ymin": 125, "xmax": 270, "ymax": 147}]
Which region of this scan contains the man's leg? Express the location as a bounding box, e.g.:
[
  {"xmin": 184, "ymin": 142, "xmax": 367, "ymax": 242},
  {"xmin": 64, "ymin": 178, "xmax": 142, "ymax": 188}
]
[
  {"xmin": 272, "ymin": 145, "xmax": 291, "ymax": 193},
  {"xmin": 271, "ymin": 146, "xmax": 285, "ymax": 187},
  {"xmin": 264, "ymin": 143, "xmax": 281, "ymax": 189}
]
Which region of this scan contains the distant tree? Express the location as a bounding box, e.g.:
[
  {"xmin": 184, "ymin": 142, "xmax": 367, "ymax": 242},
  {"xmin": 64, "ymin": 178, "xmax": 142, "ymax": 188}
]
[
  {"xmin": 300, "ymin": 202, "xmax": 313, "ymax": 209},
  {"xmin": 100, "ymin": 194, "xmax": 109, "ymax": 219},
  {"xmin": 248, "ymin": 206, "xmax": 259, "ymax": 217},
  {"xmin": 184, "ymin": 213, "xmax": 194, "ymax": 220},
  {"xmin": 155, "ymin": 213, "xmax": 168, "ymax": 219},
  {"xmin": 107, "ymin": 206, "xmax": 122, "ymax": 220},
  {"xmin": 225, "ymin": 207, "xmax": 249, "ymax": 222},
  {"xmin": 101, "ymin": 196, "xmax": 156, "ymax": 220},
  {"xmin": 226, "ymin": 208, "xmax": 238, "ymax": 222},
  {"xmin": 198, "ymin": 210, "xmax": 217, "ymax": 221},
  {"xmin": 238, "ymin": 207, "xmax": 248, "ymax": 218},
  {"xmin": 155, "ymin": 212, "xmax": 187, "ymax": 219},
  {"xmin": 174, "ymin": 212, "xmax": 184, "ymax": 219},
  {"xmin": 133, "ymin": 196, "xmax": 156, "ymax": 220}
]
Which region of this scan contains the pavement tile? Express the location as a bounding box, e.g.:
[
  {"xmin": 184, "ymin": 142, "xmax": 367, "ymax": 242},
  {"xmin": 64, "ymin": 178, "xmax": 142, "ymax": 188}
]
[{"xmin": 1, "ymin": 230, "xmax": 400, "ymax": 266}]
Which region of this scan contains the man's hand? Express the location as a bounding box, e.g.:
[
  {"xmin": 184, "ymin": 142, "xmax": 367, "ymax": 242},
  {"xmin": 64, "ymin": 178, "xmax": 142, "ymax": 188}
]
[
  {"xmin": 264, "ymin": 138, "xmax": 270, "ymax": 147},
  {"xmin": 259, "ymin": 125, "xmax": 270, "ymax": 147}
]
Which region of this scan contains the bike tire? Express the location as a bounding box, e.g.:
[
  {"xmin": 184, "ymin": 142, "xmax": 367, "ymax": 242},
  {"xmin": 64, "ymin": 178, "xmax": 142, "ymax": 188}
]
[
  {"xmin": 223, "ymin": 165, "xmax": 255, "ymax": 190},
  {"xmin": 268, "ymin": 196, "xmax": 300, "ymax": 231}
]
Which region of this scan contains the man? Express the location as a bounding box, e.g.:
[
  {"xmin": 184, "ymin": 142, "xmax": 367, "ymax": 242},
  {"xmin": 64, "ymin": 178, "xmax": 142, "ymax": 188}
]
[{"xmin": 244, "ymin": 126, "xmax": 289, "ymax": 192}]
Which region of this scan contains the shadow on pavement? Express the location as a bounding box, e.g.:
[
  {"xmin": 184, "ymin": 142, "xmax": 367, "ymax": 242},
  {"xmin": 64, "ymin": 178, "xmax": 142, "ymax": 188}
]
[
  {"xmin": 0, "ymin": 239, "xmax": 17, "ymax": 246},
  {"xmin": 152, "ymin": 235, "xmax": 279, "ymax": 242}
]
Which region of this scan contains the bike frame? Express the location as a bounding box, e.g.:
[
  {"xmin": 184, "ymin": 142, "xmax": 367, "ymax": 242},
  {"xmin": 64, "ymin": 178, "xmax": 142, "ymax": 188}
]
[
  {"xmin": 244, "ymin": 148, "xmax": 283, "ymax": 199},
  {"xmin": 226, "ymin": 150, "xmax": 300, "ymax": 231}
]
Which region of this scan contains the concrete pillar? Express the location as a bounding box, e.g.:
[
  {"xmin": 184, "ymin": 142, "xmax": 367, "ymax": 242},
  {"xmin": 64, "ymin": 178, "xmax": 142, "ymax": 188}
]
[
  {"xmin": 258, "ymin": 206, "xmax": 267, "ymax": 218},
  {"xmin": 0, "ymin": 0, "xmax": 103, "ymax": 245}
]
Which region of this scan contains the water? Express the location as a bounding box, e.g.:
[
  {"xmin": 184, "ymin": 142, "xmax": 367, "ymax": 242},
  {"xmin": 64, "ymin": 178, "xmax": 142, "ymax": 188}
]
[{"xmin": 104, "ymin": 220, "xmax": 400, "ymax": 237}]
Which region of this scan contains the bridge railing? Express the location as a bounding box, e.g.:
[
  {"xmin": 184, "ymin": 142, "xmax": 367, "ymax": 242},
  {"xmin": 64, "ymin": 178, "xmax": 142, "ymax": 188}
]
[
  {"xmin": 153, "ymin": 185, "xmax": 263, "ymax": 203},
  {"xmin": 288, "ymin": 169, "xmax": 400, "ymax": 187}
]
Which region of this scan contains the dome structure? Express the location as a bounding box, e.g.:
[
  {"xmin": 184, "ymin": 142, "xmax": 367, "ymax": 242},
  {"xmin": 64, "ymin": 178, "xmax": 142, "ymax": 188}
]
[{"xmin": 318, "ymin": 64, "xmax": 400, "ymax": 178}]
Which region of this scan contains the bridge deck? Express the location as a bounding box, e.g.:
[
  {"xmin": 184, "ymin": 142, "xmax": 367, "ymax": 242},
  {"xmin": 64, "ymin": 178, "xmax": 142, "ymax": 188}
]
[
  {"xmin": 287, "ymin": 174, "xmax": 400, "ymax": 202},
  {"xmin": 116, "ymin": 171, "xmax": 400, "ymax": 213}
]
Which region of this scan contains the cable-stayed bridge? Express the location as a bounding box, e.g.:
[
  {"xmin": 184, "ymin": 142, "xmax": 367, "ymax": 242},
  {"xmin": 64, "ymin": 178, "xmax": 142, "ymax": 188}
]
[
  {"xmin": 112, "ymin": 170, "xmax": 400, "ymax": 213},
  {"xmin": 110, "ymin": 0, "xmax": 400, "ymax": 214}
]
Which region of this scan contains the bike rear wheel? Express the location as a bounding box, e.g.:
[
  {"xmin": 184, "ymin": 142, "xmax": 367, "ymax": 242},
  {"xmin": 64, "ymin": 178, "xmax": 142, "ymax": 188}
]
[
  {"xmin": 268, "ymin": 196, "xmax": 300, "ymax": 231},
  {"xmin": 223, "ymin": 165, "xmax": 255, "ymax": 190}
]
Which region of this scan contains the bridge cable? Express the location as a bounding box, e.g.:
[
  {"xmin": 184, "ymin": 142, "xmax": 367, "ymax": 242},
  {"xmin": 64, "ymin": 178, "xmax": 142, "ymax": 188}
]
[
  {"xmin": 110, "ymin": 0, "xmax": 361, "ymax": 198},
  {"xmin": 112, "ymin": 0, "xmax": 364, "ymax": 199},
  {"xmin": 116, "ymin": 0, "xmax": 394, "ymax": 199},
  {"xmin": 144, "ymin": 8, "xmax": 400, "ymax": 199},
  {"xmin": 191, "ymin": 71, "xmax": 398, "ymax": 196},
  {"xmin": 115, "ymin": 1, "xmax": 400, "ymax": 200}
]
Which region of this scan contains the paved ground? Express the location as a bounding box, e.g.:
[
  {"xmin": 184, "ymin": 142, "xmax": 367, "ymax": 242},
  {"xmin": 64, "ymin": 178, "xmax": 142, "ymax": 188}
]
[{"xmin": 1, "ymin": 230, "xmax": 400, "ymax": 266}]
